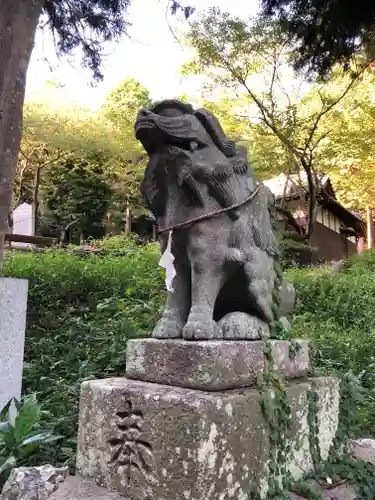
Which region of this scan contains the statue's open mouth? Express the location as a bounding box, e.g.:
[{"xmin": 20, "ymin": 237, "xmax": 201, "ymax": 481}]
[{"xmin": 135, "ymin": 116, "xmax": 158, "ymax": 135}]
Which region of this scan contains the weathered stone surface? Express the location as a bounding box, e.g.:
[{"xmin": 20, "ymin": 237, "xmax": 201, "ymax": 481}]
[
  {"xmin": 135, "ymin": 100, "xmax": 287, "ymax": 341},
  {"xmin": 0, "ymin": 278, "xmax": 28, "ymax": 419},
  {"xmin": 125, "ymin": 339, "xmax": 309, "ymax": 390},
  {"xmin": 279, "ymin": 316, "xmax": 292, "ymax": 333},
  {"xmin": 49, "ymin": 476, "xmax": 123, "ymax": 500},
  {"xmin": 0, "ymin": 465, "xmax": 68, "ymax": 500},
  {"xmin": 217, "ymin": 312, "xmax": 270, "ymax": 340},
  {"xmin": 77, "ymin": 376, "xmax": 339, "ymax": 500},
  {"xmin": 350, "ymin": 438, "xmax": 375, "ymax": 465},
  {"xmin": 279, "ymin": 281, "xmax": 296, "ymax": 317}
]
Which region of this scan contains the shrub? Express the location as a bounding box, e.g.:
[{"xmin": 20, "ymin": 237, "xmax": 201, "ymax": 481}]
[
  {"xmin": 0, "ymin": 395, "xmax": 61, "ymax": 488},
  {"xmin": 287, "ymin": 250, "xmax": 375, "ymax": 435},
  {"xmin": 279, "ymin": 230, "xmax": 317, "ymax": 268},
  {"xmin": 3, "ymin": 244, "xmax": 164, "ymax": 467}
]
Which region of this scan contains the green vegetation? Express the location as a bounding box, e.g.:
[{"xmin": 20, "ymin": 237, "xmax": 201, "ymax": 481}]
[
  {"xmin": 4, "ymin": 240, "xmax": 375, "ymax": 471},
  {"xmin": 287, "ymin": 250, "xmax": 375, "ymax": 435},
  {"xmin": 0, "ymin": 395, "xmax": 61, "ymax": 488},
  {"xmin": 3, "ymin": 238, "xmax": 163, "ymax": 468},
  {"xmin": 16, "ymin": 78, "xmax": 151, "ymax": 243}
]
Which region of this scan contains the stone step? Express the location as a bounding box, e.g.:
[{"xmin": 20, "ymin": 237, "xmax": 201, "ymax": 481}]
[{"xmin": 50, "ymin": 476, "xmax": 124, "ymax": 500}]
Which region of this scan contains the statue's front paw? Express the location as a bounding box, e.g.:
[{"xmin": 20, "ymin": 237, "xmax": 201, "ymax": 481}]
[
  {"xmin": 183, "ymin": 311, "xmax": 222, "ymax": 340},
  {"xmin": 152, "ymin": 313, "xmax": 183, "ymax": 339}
]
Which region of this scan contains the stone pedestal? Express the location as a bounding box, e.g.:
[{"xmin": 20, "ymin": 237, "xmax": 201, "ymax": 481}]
[
  {"xmin": 0, "ymin": 277, "xmax": 28, "ymax": 417},
  {"xmin": 126, "ymin": 339, "xmax": 309, "ymax": 390},
  {"xmin": 77, "ymin": 375, "xmax": 339, "ymax": 500}
]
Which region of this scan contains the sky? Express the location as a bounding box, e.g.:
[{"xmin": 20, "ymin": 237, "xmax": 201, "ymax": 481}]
[{"xmin": 26, "ymin": 0, "xmax": 260, "ymax": 109}]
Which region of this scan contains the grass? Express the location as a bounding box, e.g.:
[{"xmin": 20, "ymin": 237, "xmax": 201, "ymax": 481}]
[
  {"xmin": 287, "ymin": 250, "xmax": 375, "ymax": 435},
  {"xmin": 3, "ymin": 239, "xmax": 164, "ymax": 467}
]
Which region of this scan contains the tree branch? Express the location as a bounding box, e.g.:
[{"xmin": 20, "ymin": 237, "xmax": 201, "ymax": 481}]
[
  {"xmin": 276, "ymin": 206, "xmax": 305, "ymax": 235},
  {"xmin": 303, "ymin": 62, "xmax": 373, "ymax": 156}
]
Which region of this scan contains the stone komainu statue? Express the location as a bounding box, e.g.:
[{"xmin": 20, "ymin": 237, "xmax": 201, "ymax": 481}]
[{"xmin": 135, "ymin": 99, "xmax": 293, "ymax": 340}]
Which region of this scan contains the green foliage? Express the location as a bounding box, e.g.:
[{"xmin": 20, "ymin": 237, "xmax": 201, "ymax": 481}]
[
  {"xmin": 0, "ymin": 396, "xmax": 61, "ymax": 488},
  {"xmin": 252, "ymin": 250, "xmax": 375, "ymax": 497},
  {"xmin": 304, "ymin": 375, "xmax": 375, "ymax": 500},
  {"xmin": 320, "ymin": 73, "xmax": 375, "ymax": 213},
  {"xmin": 289, "ymin": 480, "xmax": 323, "ymax": 500},
  {"xmin": 183, "ymin": 8, "xmax": 370, "ymax": 237},
  {"xmin": 19, "ymin": 78, "xmax": 151, "ymax": 238},
  {"xmin": 258, "ymin": 353, "xmax": 375, "ymax": 499},
  {"xmin": 42, "ymin": 153, "xmax": 113, "ymax": 241},
  {"xmin": 42, "ymin": 0, "xmax": 132, "ymax": 81},
  {"xmin": 103, "ymin": 78, "xmax": 151, "ymax": 130},
  {"xmin": 3, "ymin": 244, "xmax": 164, "ymax": 467},
  {"xmin": 261, "ymin": 0, "xmax": 374, "ymax": 77},
  {"xmin": 287, "ymin": 250, "xmax": 375, "ymax": 434},
  {"xmin": 279, "ymin": 231, "xmax": 317, "ymax": 268},
  {"xmin": 22, "ymin": 102, "xmax": 132, "ymax": 158}
]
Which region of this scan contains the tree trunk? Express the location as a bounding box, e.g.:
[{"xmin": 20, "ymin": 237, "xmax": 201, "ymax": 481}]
[
  {"xmin": 275, "ymin": 206, "xmax": 305, "ymax": 236},
  {"xmin": 0, "ymin": 0, "xmax": 43, "ymax": 272},
  {"xmin": 367, "ymin": 206, "xmax": 374, "ymax": 250},
  {"xmin": 303, "ymin": 161, "xmax": 316, "ymax": 241},
  {"xmin": 59, "ymin": 219, "xmax": 79, "ymax": 247},
  {"xmin": 32, "ymin": 165, "xmax": 41, "ymax": 234},
  {"xmin": 357, "ymin": 236, "xmax": 365, "ymax": 253}
]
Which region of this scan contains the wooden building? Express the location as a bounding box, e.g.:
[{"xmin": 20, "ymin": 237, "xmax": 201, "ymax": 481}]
[{"xmin": 263, "ymin": 174, "xmax": 365, "ymax": 262}]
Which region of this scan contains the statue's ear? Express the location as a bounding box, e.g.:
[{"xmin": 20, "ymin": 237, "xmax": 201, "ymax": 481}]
[{"xmin": 194, "ymin": 108, "xmax": 236, "ymax": 158}]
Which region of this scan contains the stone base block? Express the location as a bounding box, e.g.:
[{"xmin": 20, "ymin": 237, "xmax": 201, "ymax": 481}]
[
  {"xmin": 77, "ymin": 376, "xmax": 338, "ymax": 500},
  {"xmin": 125, "ymin": 339, "xmax": 309, "ymax": 390}
]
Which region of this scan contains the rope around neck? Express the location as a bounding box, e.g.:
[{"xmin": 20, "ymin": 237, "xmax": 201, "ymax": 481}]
[{"xmin": 157, "ymin": 184, "xmax": 261, "ymax": 235}]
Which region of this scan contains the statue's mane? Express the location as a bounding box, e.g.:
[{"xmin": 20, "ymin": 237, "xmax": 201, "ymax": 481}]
[
  {"xmin": 194, "ymin": 108, "xmax": 236, "ymax": 158},
  {"xmin": 148, "ymin": 100, "xmax": 236, "ymax": 157},
  {"xmin": 139, "ymin": 100, "xmax": 247, "ymax": 217},
  {"xmin": 150, "ymin": 99, "xmax": 194, "ymax": 116}
]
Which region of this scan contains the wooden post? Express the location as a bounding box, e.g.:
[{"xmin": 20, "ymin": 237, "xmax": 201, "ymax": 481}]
[
  {"xmin": 125, "ymin": 206, "xmax": 132, "ymax": 235},
  {"xmin": 105, "ymin": 213, "xmax": 112, "ymax": 236},
  {"xmin": 367, "ymin": 206, "xmax": 374, "ymax": 249},
  {"xmin": 357, "ymin": 236, "xmax": 365, "ymax": 253}
]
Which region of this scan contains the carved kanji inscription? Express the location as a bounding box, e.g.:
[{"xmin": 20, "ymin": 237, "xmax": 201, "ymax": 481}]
[{"xmin": 108, "ymin": 400, "xmax": 158, "ymax": 486}]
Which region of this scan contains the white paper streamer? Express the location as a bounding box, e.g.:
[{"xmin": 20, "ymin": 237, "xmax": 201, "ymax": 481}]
[{"xmin": 159, "ymin": 230, "xmax": 176, "ymax": 292}]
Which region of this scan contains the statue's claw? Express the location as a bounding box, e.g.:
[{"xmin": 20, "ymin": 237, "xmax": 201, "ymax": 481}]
[
  {"xmin": 152, "ymin": 313, "xmax": 184, "ymax": 339},
  {"xmin": 182, "ymin": 311, "xmax": 222, "ymax": 340}
]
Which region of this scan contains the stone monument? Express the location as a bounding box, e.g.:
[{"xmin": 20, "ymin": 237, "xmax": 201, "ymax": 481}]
[
  {"xmin": 0, "ymin": 277, "xmax": 28, "ymax": 420},
  {"xmin": 76, "ymin": 100, "xmax": 339, "ymax": 499}
]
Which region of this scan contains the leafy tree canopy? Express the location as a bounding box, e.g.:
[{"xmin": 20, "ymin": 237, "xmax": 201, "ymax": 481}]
[
  {"xmin": 182, "ymin": 8, "xmax": 371, "ymax": 235},
  {"xmin": 41, "ymin": 0, "xmax": 131, "ymax": 81},
  {"xmin": 40, "ymin": 0, "xmax": 195, "ymax": 81},
  {"xmin": 42, "ymin": 153, "xmax": 112, "ymax": 240},
  {"xmin": 16, "ymin": 77, "xmax": 153, "ymax": 236},
  {"xmin": 261, "ymin": 0, "xmax": 375, "ymax": 77},
  {"xmin": 102, "ymin": 78, "xmax": 151, "ymax": 127}
]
